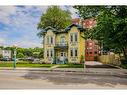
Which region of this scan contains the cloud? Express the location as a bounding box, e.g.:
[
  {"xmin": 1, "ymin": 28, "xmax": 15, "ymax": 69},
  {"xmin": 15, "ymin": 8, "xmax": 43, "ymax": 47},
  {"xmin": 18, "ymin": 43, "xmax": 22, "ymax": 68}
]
[
  {"xmin": 0, "ymin": 38, "xmax": 5, "ymax": 44},
  {"xmin": 0, "ymin": 6, "xmax": 78, "ymax": 48},
  {"xmin": 0, "ymin": 6, "xmax": 16, "ymax": 25}
]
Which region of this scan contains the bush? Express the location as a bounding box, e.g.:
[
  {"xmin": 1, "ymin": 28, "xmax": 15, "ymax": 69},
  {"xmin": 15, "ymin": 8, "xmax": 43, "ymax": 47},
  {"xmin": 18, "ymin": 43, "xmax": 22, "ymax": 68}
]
[
  {"xmin": 120, "ymin": 59, "xmax": 127, "ymax": 69},
  {"xmin": 94, "ymin": 56, "xmax": 98, "ymax": 61},
  {"xmin": 17, "ymin": 61, "xmax": 31, "ymax": 64}
]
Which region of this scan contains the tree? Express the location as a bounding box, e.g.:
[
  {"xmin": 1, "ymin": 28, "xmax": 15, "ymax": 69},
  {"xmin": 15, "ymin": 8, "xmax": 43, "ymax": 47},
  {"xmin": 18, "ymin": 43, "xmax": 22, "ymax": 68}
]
[
  {"xmin": 17, "ymin": 53, "xmax": 24, "ymax": 58},
  {"xmin": 0, "ymin": 54, "xmax": 3, "ymax": 58},
  {"xmin": 24, "ymin": 49, "xmax": 33, "ymax": 57},
  {"xmin": 74, "ymin": 6, "xmax": 127, "ymax": 59},
  {"xmin": 37, "ymin": 6, "xmax": 72, "ymax": 37},
  {"xmin": 38, "ymin": 50, "xmax": 44, "ymax": 58}
]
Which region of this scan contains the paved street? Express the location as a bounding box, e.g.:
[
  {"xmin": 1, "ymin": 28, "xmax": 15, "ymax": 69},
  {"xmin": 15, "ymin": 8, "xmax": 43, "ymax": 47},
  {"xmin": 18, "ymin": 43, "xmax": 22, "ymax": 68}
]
[{"xmin": 0, "ymin": 68, "xmax": 127, "ymax": 89}]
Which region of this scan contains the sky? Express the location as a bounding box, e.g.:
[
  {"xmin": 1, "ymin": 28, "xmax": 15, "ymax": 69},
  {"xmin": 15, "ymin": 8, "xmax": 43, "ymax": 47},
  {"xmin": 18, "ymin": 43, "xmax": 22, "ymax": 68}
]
[{"xmin": 0, "ymin": 6, "xmax": 78, "ymax": 48}]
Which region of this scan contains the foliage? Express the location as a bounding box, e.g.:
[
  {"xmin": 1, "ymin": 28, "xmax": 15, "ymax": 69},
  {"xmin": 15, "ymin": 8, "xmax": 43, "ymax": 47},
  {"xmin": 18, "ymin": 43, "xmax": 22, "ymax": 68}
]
[
  {"xmin": 0, "ymin": 46, "xmax": 43, "ymax": 59},
  {"xmin": 74, "ymin": 6, "xmax": 127, "ymax": 59},
  {"xmin": 17, "ymin": 53, "xmax": 24, "ymax": 58},
  {"xmin": 37, "ymin": 6, "xmax": 72, "ymax": 37},
  {"xmin": 0, "ymin": 54, "xmax": 3, "ymax": 58},
  {"xmin": 80, "ymin": 55, "xmax": 84, "ymax": 63},
  {"xmin": 0, "ymin": 62, "xmax": 84, "ymax": 68}
]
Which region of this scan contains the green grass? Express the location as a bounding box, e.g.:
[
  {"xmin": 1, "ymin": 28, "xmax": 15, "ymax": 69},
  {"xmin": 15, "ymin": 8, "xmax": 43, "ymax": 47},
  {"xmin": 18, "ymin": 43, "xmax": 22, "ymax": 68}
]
[{"xmin": 0, "ymin": 61, "xmax": 84, "ymax": 68}]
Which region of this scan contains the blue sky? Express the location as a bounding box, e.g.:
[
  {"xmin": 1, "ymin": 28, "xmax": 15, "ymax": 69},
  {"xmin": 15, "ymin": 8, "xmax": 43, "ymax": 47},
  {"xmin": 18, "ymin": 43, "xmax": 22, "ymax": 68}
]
[{"xmin": 0, "ymin": 6, "xmax": 78, "ymax": 48}]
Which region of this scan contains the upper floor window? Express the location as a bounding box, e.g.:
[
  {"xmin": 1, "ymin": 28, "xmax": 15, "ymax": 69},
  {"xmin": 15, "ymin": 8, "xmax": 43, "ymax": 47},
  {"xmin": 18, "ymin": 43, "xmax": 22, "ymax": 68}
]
[
  {"xmin": 47, "ymin": 36, "xmax": 49, "ymax": 44},
  {"xmin": 70, "ymin": 33, "xmax": 78, "ymax": 43},
  {"xmin": 70, "ymin": 35, "xmax": 73, "ymax": 42},
  {"xmin": 47, "ymin": 36, "xmax": 53, "ymax": 44},
  {"xmin": 51, "ymin": 37, "xmax": 53, "ymax": 44},
  {"xmin": 60, "ymin": 36, "xmax": 65, "ymax": 43},
  {"xmin": 75, "ymin": 33, "xmax": 78, "ymax": 42},
  {"xmin": 89, "ymin": 42, "xmax": 92, "ymax": 46}
]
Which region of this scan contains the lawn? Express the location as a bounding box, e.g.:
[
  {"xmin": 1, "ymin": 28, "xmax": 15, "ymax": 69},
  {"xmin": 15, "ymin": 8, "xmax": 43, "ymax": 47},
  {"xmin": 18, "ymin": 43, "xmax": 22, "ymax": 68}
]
[{"xmin": 0, "ymin": 61, "xmax": 84, "ymax": 68}]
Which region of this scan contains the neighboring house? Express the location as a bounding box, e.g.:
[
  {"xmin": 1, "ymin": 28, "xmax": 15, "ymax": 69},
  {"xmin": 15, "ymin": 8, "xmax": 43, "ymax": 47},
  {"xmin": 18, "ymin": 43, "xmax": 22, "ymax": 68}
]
[
  {"xmin": 72, "ymin": 18, "xmax": 99, "ymax": 61},
  {"xmin": 42, "ymin": 24, "xmax": 85, "ymax": 64},
  {"xmin": 0, "ymin": 50, "xmax": 12, "ymax": 58},
  {"xmin": 85, "ymin": 39, "xmax": 99, "ymax": 61},
  {"xmin": 72, "ymin": 18, "xmax": 96, "ymax": 29}
]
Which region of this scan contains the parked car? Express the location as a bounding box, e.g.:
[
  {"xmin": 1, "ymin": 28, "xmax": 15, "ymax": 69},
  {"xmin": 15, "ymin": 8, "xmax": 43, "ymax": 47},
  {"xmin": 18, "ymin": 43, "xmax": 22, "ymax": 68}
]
[
  {"xmin": 0, "ymin": 57, "xmax": 11, "ymax": 61},
  {"xmin": 32, "ymin": 59, "xmax": 43, "ymax": 64}
]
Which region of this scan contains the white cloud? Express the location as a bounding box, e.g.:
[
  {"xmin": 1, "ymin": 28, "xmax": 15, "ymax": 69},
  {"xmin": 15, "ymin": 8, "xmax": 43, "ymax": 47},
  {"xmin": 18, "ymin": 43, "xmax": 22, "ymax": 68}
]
[
  {"xmin": 0, "ymin": 6, "xmax": 78, "ymax": 48},
  {"xmin": 12, "ymin": 34, "xmax": 42, "ymax": 48},
  {"xmin": 0, "ymin": 38, "xmax": 5, "ymax": 44},
  {"xmin": 0, "ymin": 6, "xmax": 16, "ymax": 25}
]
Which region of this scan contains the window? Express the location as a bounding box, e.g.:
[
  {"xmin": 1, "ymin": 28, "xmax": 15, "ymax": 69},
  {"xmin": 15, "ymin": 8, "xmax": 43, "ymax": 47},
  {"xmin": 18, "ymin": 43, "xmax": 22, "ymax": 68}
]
[
  {"xmin": 47, "ymin": 36, "xmax": 49, "ymax": 44},
  {"xmin": 94, "ymin": 51, "xmax": 97, "ymax": 54},
  {"xmin": 47, "ymin": 36, "xmax": 53, "ymax": 44},
  {"xmin": 70, "ymin": 33, "xmax": 78, "ymax": 43},
  {"xmin": 75, "ymin": 33, "xmax": 78, "ymax": 42},
  {"xmin": 89, "ymin": 52, "xmax": 92, "ymax": 54},
  {"xmin": 50, "ymin": 50, "xmax": 52, "ymax": 57},
  {"xmin": 70, "ymin": 49, "xmax": 73, "ymax": 57},
  {"xmin": 61, "ymin": 36, "xmax": 65, "ymax": 44},
  {"xmin": 61, "ymin": 52, "xmax": 63, "ymax": 56},
  {"xmin": 70, "ymin": 48, "xmax": 78, "ymax": 57},
  {"xmin": 89, "ymin": 47, "xmax": 92, "ymax": 49},
  {"xmin": 75, "ymin": 49, "xmax": 78, "ymax": 56},
  {"xmin": 70, "ymin": 35, "xmax": 73, "ymax": 42},
  {"xmin": 89, "ymin": 42, "xmax": 92, "ymax": 46},
  {"xmin": 47, "ymin": 50, "xmax": 49, "ymax": 57},
  {"xmin": 51, "ymin": 37, "xmax": 53, "ymax": 44}
]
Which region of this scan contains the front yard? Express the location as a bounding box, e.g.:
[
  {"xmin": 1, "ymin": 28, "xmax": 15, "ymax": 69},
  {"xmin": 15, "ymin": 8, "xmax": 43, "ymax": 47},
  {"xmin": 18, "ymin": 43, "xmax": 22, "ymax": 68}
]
[{"xmin": 0, "ymin": 61, "xmax": 84, "ymax": 68}]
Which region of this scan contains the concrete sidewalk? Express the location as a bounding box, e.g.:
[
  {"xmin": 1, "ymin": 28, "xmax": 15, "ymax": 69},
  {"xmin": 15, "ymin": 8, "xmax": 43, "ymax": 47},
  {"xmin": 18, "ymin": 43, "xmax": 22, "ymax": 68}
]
[{"xmin": 0, "ymin": 67, "xmax": 127, "ymax": 75}]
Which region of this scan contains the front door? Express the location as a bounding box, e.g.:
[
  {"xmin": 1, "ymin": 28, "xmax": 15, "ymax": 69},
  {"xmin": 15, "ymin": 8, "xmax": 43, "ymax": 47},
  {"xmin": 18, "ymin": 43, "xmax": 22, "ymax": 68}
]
[{"xmin": 60, "ymin": 52, "xmax": 66, "ymax": 62}]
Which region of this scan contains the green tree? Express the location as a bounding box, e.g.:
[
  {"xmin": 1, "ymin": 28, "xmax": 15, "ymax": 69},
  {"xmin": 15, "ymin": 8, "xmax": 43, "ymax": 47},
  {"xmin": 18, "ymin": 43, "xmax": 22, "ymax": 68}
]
[
  {"xmin": 74, "ymin": 6, "xmax": 127, "ymax": 59},
  {"xmin": 0, "ymin": 54, "xmax": 3, "ymax": 58},
  {"xmin": 37, "ymin": 6, "xmax": 72, "ymax": 37},
  {"xmin": 38, "ymin": 50, "xmax": 44, "ymax": 58},
  {"xmin": 24, "ymin": 49, "xmax": 33, "ymax": 57},
  {"xmin": 17, "ymin": 53, "xmax": 24, "ymax": 58}
]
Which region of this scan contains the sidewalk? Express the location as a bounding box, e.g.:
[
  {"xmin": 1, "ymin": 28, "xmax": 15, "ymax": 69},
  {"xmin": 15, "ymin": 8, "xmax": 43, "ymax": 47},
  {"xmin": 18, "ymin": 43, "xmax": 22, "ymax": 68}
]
[{"xmin": 0, "ymin": 67, "xmax": 127, "ymax": 75}]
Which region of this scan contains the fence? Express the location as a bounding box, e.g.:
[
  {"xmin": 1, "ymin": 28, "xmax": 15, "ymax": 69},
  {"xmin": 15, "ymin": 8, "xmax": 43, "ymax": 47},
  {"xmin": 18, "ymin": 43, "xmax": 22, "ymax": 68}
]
[{"xmin": 98, "ymin": 54, "xmax": 121, "ymax": 66}]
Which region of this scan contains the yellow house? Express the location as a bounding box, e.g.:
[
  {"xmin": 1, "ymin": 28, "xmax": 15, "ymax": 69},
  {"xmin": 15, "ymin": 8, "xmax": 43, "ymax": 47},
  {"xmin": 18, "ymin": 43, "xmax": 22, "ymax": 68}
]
[{"xmin": 43, "ymin": 24, "xmax": 86, "ymax": 64}]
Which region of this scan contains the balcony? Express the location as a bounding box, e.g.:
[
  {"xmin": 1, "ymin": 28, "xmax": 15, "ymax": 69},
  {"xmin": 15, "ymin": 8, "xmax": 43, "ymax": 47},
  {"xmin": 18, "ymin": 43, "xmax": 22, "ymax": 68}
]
[{"xmin": 54, "ymin": 42, "xmax": 68, "ymax": 49}]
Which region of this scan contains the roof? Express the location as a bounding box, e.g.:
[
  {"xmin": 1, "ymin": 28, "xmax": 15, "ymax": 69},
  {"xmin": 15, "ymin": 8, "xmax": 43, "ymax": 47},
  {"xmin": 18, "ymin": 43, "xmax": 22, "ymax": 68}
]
[
  {"xmin": 41, "ymin": 24, "xmax": 85, "ymax": 35},
  {"xmin": 64, "ymin": 24, "xmax": 85, "ymax": 32},
  {"xmin": 40, "ymin": 26, "xmax": 58, "ymax": 35}
]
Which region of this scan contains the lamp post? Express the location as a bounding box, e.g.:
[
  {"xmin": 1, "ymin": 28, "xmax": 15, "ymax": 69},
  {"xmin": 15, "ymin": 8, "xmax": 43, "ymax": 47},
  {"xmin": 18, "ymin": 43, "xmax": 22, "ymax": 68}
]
[{"xmin": 13, "ymin": 45, "xmax": 17, "ymax": 69}]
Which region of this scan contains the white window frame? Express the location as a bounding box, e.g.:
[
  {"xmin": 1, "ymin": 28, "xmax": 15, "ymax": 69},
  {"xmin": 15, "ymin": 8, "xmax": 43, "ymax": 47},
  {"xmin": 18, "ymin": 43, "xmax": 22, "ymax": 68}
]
[{"xmin": 70, "ymin": 33, "xmax": 78, "ymax": 43}]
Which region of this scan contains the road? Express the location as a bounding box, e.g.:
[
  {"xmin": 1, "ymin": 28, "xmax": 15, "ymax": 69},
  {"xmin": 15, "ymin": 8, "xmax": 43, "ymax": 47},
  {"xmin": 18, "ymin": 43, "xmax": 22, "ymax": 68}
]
[{"xmin": 0, "ymin": 68, "xmax": 127, "ymax": 89}]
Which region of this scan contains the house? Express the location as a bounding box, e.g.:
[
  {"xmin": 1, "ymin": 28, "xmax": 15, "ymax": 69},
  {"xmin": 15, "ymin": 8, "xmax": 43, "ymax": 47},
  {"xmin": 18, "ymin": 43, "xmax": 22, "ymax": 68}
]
[
  {"xmin": 72, "ymin": 18, "xmax": 99, "ymax": 61},
  {"xmin": 0, "ymin": 49, "xmax": 12, "ymax": 58},
  {"xmin": 42, "ymin": 24, "xmax": 85, "ymax": 64},
  {"xmin": 85, "ymin": 39, "xmax": 99, "ymax": 61}
]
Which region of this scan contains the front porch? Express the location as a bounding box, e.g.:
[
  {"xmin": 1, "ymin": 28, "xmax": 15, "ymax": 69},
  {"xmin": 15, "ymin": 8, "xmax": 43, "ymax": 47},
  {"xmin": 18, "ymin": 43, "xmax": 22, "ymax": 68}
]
[{"xmin": 54, "ymin": 48, "xmax": 68, "ymax": 64}]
